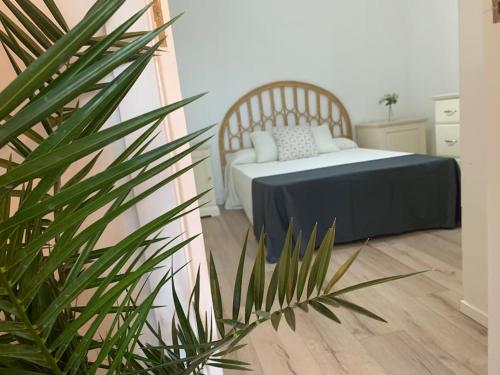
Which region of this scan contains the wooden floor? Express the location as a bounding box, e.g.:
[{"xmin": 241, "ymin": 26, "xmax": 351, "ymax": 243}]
[{"xmin": 201, "ymin": 209, "xmax": 488, "ymax": 375}]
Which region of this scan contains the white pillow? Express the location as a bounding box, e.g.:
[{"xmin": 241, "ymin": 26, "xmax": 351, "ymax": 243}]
[
  {"xmin": 310, "ymin": 125, "xmax": 340, "ymax": 153},
  {"xmin": 228, "ymin": 148, "xmax": 256, "ymax": 165},
  {"xmin": 272, "ymin": 125, "xmax": 319, "ymax": 161},
  {"xmin": 250, "ymin": 131, "xmax": 278, "ymax": 163},
  {"xmin": 335, "ymin": 137, "xmax": 358, "ymax": 150}
]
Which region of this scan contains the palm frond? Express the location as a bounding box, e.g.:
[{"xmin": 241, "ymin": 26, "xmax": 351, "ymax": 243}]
[
  {"xmin": 0, "ymin": 2, "xmax": 424, "ymax": 374},
  {"xmin": 142, "ymin": 222, "xmax": 423, "ymax": 373}
]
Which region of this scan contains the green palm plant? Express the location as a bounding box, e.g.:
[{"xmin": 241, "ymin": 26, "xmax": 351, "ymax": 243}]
[{"xmin": 0, "ymin": 2, "xmax": 422, "ymax": 374}]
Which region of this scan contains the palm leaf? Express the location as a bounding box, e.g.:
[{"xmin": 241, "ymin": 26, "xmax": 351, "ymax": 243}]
[
  {"xmin": 0, "ymin": 0, "xmax": 126, "ymax": 124},
  {"xmin": 277, "ymin": 222, "xmax": 293, "ymax": 306},
  {"xmin": 209, "ymin": 253, "xmax": 225, "ymax": 336},
  {"xmin": 330, "ymin": 271, "xmax": 428, "ymax": 297},
  {"xmin": 42, "ymin": 0, "xmax": 69, "ymax": 32},
  {"xmin": 330, "ymin": 297, "xmax": 387, "ymax": 323},
  {"xmin": 232, "ymin": 229, "xmax": 249, "ymax": 320},
  {"xmin": 13, "ymin": 0, "xmax": 64, "ymax": 41},
  {"xmin": 3, "ymin": 0, "xmax": 52, "ymax": 49},
  {"xmin": 325, "ymin": 244, "xmax": 364, "ymax": 293},
  {"xmin": 252, "ymin": 228, "xmax": 266, "ymax": 310},
  {"xmin": 309, "ymin": 300, "xmax": 341, "ymax": 324},
  {"xmin": 296, "ymin": 224, "xmax": 316, "ymax": 301}
]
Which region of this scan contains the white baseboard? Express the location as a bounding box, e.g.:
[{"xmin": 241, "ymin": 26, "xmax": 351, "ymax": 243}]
[
  {"xmin": 460, "ymin": 299, "xmax": 488, "ymax": 327},
  {"xmin": 200, "ymin": 205, "xmax": 220, "ymax": 218}
]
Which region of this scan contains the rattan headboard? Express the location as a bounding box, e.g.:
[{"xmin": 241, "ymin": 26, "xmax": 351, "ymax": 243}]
[{"xmin": 218, "ymin": 80, "xmax": 352, "ymax": 172}]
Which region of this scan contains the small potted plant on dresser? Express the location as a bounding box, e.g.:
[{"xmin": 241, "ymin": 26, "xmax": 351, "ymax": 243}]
[{"xmin": 379, "ymin": 93, "xmax": 399, "ymax": 121}]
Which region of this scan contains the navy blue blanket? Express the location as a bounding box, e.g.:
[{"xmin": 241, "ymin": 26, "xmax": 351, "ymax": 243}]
[{"xmin": 252, "ymin": 154, "xmax": 461, "ymax": 263}]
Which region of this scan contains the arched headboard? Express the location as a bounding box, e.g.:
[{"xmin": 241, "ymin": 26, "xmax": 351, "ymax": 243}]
[{"xmin": 218, "ymin": 80, "xmax": 352, "ymax": 172}]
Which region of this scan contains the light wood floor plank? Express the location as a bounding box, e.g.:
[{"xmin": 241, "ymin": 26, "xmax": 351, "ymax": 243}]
[
  {"xmin": 361, "ymin": 331, "xmax": 455, "ymax": 375},
  {"xmin": 373, "ymin": 238, "xmax": 463, "ymax": 294},
  {"xmin": 416, "ymin": 290, "xmax": 488, "ymax": 345},
  {"xmin": 201, "ymin": 209, "xmax": 487, "ymax": 375}
]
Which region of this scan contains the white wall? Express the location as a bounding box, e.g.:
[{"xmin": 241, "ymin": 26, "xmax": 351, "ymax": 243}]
[
  {"xmin": 406, "ymin": 0, "xmax": 460, "ymax": 153},
  {"xmin": 169, "ymin": 0, "xmax": 459, "ymax": 203}
]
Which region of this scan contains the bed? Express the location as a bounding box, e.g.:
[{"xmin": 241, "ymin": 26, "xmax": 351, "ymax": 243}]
[{"xmin": 219, "ymin": 81, "xmax": 461, "ymax": 262}]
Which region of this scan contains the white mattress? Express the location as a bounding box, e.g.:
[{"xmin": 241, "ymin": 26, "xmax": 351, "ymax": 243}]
[{"xmin": 225, "ymin": 148, "xmax": 409, "ymax": 223}]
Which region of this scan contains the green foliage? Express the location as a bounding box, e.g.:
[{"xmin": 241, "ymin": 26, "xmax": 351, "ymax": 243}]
[
  {"xmin": 145, "ymin": 223, "xmax": 424, "ymax": 373},
  {"xmin": 0, "ymin": 2, "xmax": 422, "ymax": 374},
  {"xmin": 379, "ymin": 93, "xmax": 399, "ymax": 106},
  {"xmin": 379, "ymin": 93, "xmax": 399, "ymax": 121}
]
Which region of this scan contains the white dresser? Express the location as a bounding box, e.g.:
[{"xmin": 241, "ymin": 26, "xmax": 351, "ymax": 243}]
[
  {"xmin": 355, "ymin": 118, "xmax": 427, "ymax": 154},
  {"xmin": 434, "ymin": 93, "xmax": 460, "ymax": 158},
  {"xmin": 191, "ymin": 147, "xmax": 220, "ymax": 218}
]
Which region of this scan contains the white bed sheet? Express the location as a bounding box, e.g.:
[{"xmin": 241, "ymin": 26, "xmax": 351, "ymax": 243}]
[{"xmin": 225, "ymin": 148, "xmax": 409, "ymax": 223}]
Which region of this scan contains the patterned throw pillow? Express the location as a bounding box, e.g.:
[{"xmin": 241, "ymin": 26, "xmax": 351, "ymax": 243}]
[{"xmin": 272, "ymin": 125, "xmax": 319, "ymax": 161}]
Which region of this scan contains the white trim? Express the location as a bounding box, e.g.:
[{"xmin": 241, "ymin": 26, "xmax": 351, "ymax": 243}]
[
  {"xmin": 148, "ymin": 0, "xmax": 214, "ymax": 319},
  {"xmin": 200, "ymin": 206, "xmax": 221, "ymax": 218},
  {"xmin": 460, "ymin": 300, "xmax": 488, "ymax": 327},
  {"xmin": 432, "ymin": 93, "xmax": 460, "ymax": 100},
  {"xmin": 148, "ymin": 3, "xmax": 222, "ymax": 375}
]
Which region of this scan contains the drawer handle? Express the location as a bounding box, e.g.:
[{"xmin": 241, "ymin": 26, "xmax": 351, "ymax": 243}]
[
  {"xmin": 445, "ymin": 139, "xmax": 458, "ymax": 146},
  {"xmin": 444, "ymin": 109, "xmax": 457, "ymax": 116}
]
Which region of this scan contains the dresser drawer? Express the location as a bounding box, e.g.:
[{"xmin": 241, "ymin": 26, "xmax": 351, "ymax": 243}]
[
  {"xmin": 436, "ymin": 124, "xmax": 460, "ymax": 157},
  {"xmin": 355, "ymin": 119, "xmax": 427, "ymax": 154},
  {"xmin": 435, "ymin": 98, "xmax": 460, "ymax": 123}
]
